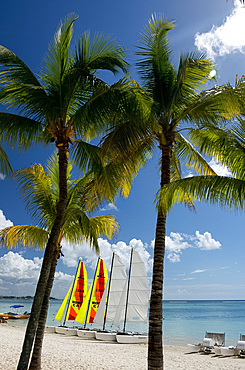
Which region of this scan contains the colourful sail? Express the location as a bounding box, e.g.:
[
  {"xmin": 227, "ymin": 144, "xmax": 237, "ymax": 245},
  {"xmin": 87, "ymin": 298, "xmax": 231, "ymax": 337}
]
[
  {"xmin": 55, "ymin": 259, "xmax": 87, "ymax": 324},
  {"xmin": 86, "ymin": 258, "xmax": 108, "ymax": 324},
  {"xmin": 75, "ymin": 282, "xmax": 92, "ymax": 324},
  {"xmin": 65, "ymin": 260, "xmax": 87, "ymax": 321},
  {"xmin": 55, "ymin": 283, "xmax": 72, "ymax": 322}
]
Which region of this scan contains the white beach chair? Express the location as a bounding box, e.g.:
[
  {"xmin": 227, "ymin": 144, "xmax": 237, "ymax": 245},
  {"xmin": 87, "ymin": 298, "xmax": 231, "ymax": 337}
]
[
  {"xmin": 220, "ymin": 334, "xmax": 245, "ymax": 357},
  {"xmin": 187, "ymin": 331, "xmax": 225, "ymax": 353},
  {"xmin": 203, "ymin": 332, "xmax": 225, "ymax": 354},
  {"xmin": 221, "ymin": 334, "xmax": 245, "ymax": 357}
]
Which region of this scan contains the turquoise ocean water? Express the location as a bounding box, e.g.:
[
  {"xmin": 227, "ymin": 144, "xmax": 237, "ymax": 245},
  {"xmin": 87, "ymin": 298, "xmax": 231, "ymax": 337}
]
[{"xmin": 1, "ymin": 299, "xmax": 245, "ymax": 346}]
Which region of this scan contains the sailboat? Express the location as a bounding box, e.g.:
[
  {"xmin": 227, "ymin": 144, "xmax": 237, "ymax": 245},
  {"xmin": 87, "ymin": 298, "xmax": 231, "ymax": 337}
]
[
  {"xmin": 94, "ymin": 252, "xmax": 127, "ymax": 341},
  {"xmin": 75, "ymin": 257, "xmax": 108, "ymax": 339},
  {"xmin": 114, "ymin": 248, "xmax": 149, "ymax": 344},
  {"xmin": 54, "ymin": 258, "xmax": 88, "ymax": 335}
]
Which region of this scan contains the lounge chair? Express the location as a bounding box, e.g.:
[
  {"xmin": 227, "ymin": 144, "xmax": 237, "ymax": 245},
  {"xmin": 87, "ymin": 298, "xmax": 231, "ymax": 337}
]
[
  {"xmin": 188, "ymin": 331, "xmax": 225, "ymax": 353},
  {"xmin": 220, "ymin": 334, "xmax": 245, "ymax": 357}
]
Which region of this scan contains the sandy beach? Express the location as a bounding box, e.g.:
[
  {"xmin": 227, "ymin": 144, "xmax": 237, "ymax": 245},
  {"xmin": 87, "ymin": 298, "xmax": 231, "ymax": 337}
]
[{"xmin": 1, "ymin": 324, "xmax": 245, "ymax": 370}]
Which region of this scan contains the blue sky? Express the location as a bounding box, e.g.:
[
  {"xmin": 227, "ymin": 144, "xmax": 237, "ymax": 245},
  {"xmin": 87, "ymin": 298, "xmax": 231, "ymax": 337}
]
[{"xmin": 0, "ymin": 0, "xmax": 245, "ymax": 300}]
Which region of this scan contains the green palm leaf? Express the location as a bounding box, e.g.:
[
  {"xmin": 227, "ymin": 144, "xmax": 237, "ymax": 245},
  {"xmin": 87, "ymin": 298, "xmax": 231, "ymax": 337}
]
[{"xmin": 0, "ymin": 225, "xmax": 49, "ymax": 250}]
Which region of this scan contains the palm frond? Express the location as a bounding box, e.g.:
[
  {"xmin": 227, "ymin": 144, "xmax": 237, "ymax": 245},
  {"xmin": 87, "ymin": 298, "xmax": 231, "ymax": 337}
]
[
  {"xmin": 136, "ymin": 13, "xmax": 174, "ymax": 92},
  {"xmin": 157, "ymin": 175, "xmax": 245, "ymax": 214},
  {"xmin": 0, "ymin": 113, "xmax": 43, "ymax": 150},
  {"xmin": 15, "ymin": 164, "xmax": 57, "ymax": 229},
  {"xmin": 40, "ymin": 13, "xmax": 77, "ymax": 88},
  {"xmin": 187, "ymin": 121, "xmax": 245, "ymax": 179},
  {"xmin": 0, "ymin": 225, "xmax": 49, "ymax": 250},
  {"xmin": 75, "ymin": 31, "xmax": 127, "ymax": 75},
  {"xmin": 0, "ymin": 145, "xmax": 13, "ymax": 177},
  {"xmin": 178, "ymin": 82, "xmax": 240, "ymax": 127},
  {"xmin": 174, "ymin": 132, "xmax": 216, "ymax": 175}
]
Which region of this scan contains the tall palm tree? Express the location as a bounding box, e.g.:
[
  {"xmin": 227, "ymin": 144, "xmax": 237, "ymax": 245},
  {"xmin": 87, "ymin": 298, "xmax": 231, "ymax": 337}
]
[
  {"xmin": 99, "ymin": 14, "xmax": 241, "ymax": 370},
  {"xmin": 0, "ymin": 154, "xmax": 119, "ymax": 368},
  {"xmin": 0, "ymin": 14, "xmax": 129, "ymax": 369}
]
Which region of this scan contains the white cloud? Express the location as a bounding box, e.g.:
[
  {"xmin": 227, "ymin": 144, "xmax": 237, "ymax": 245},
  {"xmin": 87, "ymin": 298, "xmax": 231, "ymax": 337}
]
[
  {"xmin": 165, "ymin": 231, "xmax": 221, "ymax": 263},
  {"xmin": 0, "ymin": 251, "xmax": 75, "ymax": 298},
  {"xmin": 182, "ymin": 277, "xmax": 195, "ymax": 281},
  {"xmin": 100, "ymin": 202, "xmax": 118, "ymax": 212},
  {"xmin": 208, "ymin": 158, "xmax": 232, "ymax": 176},
  {"xmin": 195, "ymin": 230, "xmax": 221, "ymax": 250},
  {"xmin": 0, "ymin": 173, "xmax": 6, "ymax": 180},
  {"xmin": 0, "ymin": 251, "xmax": 42, "ymax": 296},
  {"xmin": 167, "ymin": 252, "xmax": 181, "ymax": 263},
  {"xmin": 0, "ymin": 209, "xmax": 13, "ymax": 230},
  {"xmin": 60, "ymin": 237, "xmax": 153, "ymax": 274},
  {"xmin": 191, "ymin": 269, "xmax": 207, "ymax": 274},
  {"xmin": 195, "ymin": 0, "xmax": 245, "ymax": 60}
]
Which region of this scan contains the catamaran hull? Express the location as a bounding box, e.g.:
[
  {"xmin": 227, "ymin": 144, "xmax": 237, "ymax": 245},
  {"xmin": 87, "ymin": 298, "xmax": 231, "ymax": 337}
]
[
  {"xmin": 55, "ymin": 327, "xmax": 77, "ymax": 336},
  {"xmin": 95, "ymin": 331, "xmax": 117, "ymax": 341},
  {"xmin": 77, "ymin": 329, "xmax": 96, "ymax": 339},
  {"xmin": 45, "ymin": 326, "xmax": 56, "ymax": 333},
  {"xmin": 116, "ymin": 334, "xmax": 148, "ymax": 344}
]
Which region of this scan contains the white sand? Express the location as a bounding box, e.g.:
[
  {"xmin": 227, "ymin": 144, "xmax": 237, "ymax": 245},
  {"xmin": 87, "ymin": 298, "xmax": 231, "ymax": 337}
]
[{"xmin": 1, "ymin": 324, "xmax": 245, "ymax": 369}]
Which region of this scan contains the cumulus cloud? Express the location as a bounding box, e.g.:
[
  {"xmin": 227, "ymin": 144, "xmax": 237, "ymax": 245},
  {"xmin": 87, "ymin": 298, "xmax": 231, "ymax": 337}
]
[
  {"xmin": 61, "ymin": 237, "xmax": 153, "ymax": 274},
  {"xmin": 100, "ymin": 202, "xmax": 118, "ymax": 212},
  {"xmin": 0, "ymin": 251, "xmax": 42, "ymax": 296},
  {"xmin": 0, "ymin": 251, "xmax": 75, "ymax": 298},
  {"xmin": 0, "ymin": 209, "xmax": 13, "ymax": 230},
  {"xmin": 208, "ymin": 158, "xmax": 232, "ymax": 176},
  {"xmin": 165, "ymin": 231, "xmax": 221, "ymax": 263},
  {"xmin": 195, "ymin": 231, "xmax": 221, "ymax": 250},
  {"xmin": 195, "ymin": 0, "xmax": 245, "ymax": 60}
]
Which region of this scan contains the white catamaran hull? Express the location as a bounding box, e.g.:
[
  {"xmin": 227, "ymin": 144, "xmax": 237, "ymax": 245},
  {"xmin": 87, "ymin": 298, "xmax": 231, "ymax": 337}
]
[
  {"xmin": 45, "ymin": 326, "xmax": 56, "ymax": 333},
  {"xmin": 55, "ymin": 327, "xmax": 77, "ymax": 336},
  {"xmin": 95, "ymin": 331, "xmax": 117, "ymax": 341},
  {"xmin": 116, "ymin": 334, "xmax": 148, "ymax": 344},
  {"xmin": 77, "ymin": 329, "xmax": 96, "ymax": 339}
]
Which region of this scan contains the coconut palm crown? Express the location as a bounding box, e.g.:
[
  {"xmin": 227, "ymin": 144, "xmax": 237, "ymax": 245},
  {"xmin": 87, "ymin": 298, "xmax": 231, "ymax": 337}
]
[{"xmin": 0, "ymin": 154, "xmax": 119, "ymax": 252}]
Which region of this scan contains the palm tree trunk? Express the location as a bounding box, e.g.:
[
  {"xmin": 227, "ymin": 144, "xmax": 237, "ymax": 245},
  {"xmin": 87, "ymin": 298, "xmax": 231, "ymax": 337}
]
[
  {"xmin": 148, "ymin": 138, "xmax": 172, "ymax": 370},
  {"xmin": 29, "ymin": 251, "xmax": 59, "ymax": 369},
  {"xmin": 17, "ymin": 146, "xmax": 68, "ymax": 370}
]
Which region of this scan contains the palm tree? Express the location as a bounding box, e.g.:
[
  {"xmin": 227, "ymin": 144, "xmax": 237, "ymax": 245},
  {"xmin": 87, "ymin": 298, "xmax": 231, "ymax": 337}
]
[
  {"xmin": 99, "ymin": 14, "xmax": 241, "ymax": 370},
  {"xmin": 0, "ymin": 154, "xmax": 119, "ymax": 368},
  {"xmin": 0, "ymin": 14, "xmax": 128, "ymax": 369}
]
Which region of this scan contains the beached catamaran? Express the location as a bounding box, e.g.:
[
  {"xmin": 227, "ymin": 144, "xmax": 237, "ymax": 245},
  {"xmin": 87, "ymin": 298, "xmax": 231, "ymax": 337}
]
[
  {"xmin": 94, "ymin": 252, "xmax": 127, "ymax": 341},
  {"xmin": 75, "ymin": 257, "xmax": 108, "ymax": 338},
  {"xmin": 54, "ymin": 257, "xmax": 108, "ymax": 336},
  {"xmin": 114, "ymin": 248, "xmax": 149, "ymax": 343},
  {"xmin": 55, "ymin": 258, "xmax": 88, "ymax": 334}
]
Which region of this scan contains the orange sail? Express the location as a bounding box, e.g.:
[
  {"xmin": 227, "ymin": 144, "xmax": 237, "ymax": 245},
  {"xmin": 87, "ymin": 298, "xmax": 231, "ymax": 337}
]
[
  {"xmin": 85, "ymin": 258, "xmax": 108, "ymax": 324},
  {"xmin": 65, "ymin": 260, "xmax": 87, "ymax": 321},
  {"xmin": 55, "ymin": 259, "xmax": 88, "ymax": 324}
]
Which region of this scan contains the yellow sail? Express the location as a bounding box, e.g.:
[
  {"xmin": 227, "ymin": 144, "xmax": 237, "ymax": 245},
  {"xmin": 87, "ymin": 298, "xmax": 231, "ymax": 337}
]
[
  {"xmin": 65, "ymin": 260, "xmax": 87, "ymax": 321},
  {"xmin": 85, "ymin": 259, "xmax": 108, "ymax": 324},
  {"xmin": 55, "ymin": 283, "xmax": 72, "ymax": 322},
  {"xmin": 75, "ymin": 282, "xmax": 92, "ymax": 324},
  {"xmin": 55, "ymin": 259, "xmax": 88, "ymax": 323}
]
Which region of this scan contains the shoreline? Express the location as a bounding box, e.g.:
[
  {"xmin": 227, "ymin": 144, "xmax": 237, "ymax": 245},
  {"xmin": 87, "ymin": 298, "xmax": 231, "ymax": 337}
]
[{"xmin": 2, "ymin": 324, "xmax": 245, "ymax": 369}]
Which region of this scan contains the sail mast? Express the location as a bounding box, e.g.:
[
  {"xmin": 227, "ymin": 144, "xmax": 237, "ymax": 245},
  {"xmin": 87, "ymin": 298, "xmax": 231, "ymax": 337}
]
[
  {"xmin": 62, "ymin": 258, "xmax": 81, "ymax": 326},
  {"xmin": 102, "ymin": 252, "xmax": 115, "ymax": 330},
  {"xmin": 84, "ymin": 257, "xmax": 100, "ymax": 328},
  {"xmin": 123, "ymin": 247, "xmax": 133, "ymax": 333}
]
